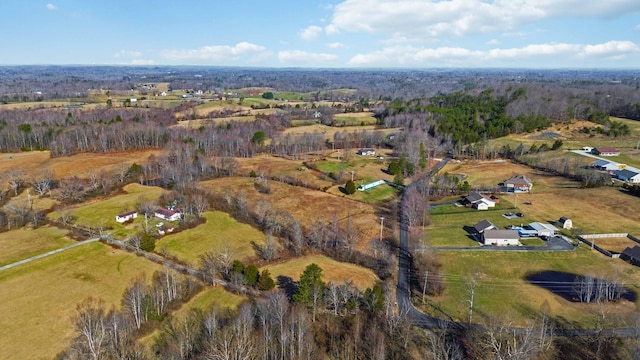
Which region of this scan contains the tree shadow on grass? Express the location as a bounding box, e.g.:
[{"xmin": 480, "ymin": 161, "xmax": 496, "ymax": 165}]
[{"xmin": 277, "ymin": 275, "xmax": 297, "ymax": 300}]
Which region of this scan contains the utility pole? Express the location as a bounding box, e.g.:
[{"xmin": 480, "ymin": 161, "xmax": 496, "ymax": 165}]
[
  {"xmin": 422, "ymin": 270, "xmax": 429, "ymax": 304},
  {"xmin": 351, "ymin": 170, "xmax": 355, "ymax": 182},
  {"xmin": 379, "ymin": 217, "xmax": 384, "ymax": 243}
]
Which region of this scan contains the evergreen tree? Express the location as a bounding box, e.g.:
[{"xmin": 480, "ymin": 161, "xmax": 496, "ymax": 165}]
[
  {"xmin": 244, "ymin": 264, "xmax": 259, "ymax": 287},
  {"xmin": 257, "ymin": 269, "xmax": 275, "ymax": 291},
  {"xmin": 293, "ymin": 263, "xmax": 325, "ymax": 321},
  {"xmin": 345, "ymin": 180, "xmax": 356, "ymax": 194}
]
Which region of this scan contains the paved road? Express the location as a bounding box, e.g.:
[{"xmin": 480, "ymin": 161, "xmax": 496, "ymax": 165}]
[{"xmin": 0, "ymin": 238, "xmax": 99, "ymax": 272}]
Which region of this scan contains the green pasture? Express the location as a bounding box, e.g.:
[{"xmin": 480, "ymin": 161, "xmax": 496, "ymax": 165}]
[
  {"xmin": 0, "ymin": 226, "xmax": 74, "ymax": 266},
  {"xmin": 425, "ymin": 248, "xmax": 640, "ymax": 327},
  {"xmin": 0, "ymin": 241, "xmax": 163, "ymax": 359},
  {"xmin": 333, "ymin": 114, "xmax": 377, "ymax": 126},
  {"xmin": 156, "ymin": 211, "xmax": 266, "ymax": 267}
]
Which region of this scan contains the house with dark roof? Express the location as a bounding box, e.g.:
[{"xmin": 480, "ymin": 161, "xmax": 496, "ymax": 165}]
[
  {"xmin": 473, "ymin": 220, "xmax": 498, "ymax": 235},
  {"xmin": 503, "ymin": 175, "xmax": 533, "ymax": 192},
  {"xmin": 621, "ymin": 246, "xmax": 640, "ymax": 266},
  {"xmin": 115, "ymin": 211, "xmax": 137, "ymax": 223},
  {"xmin": 591, "ymin": 147, "xmax": 620, "ymax": 156},
  {"xmin": 462, "ymin": 191, "xmax": 496, "ymax": 210},
  {"xmin": 614, "ymin": 169, "xmax": 640, "ymax": 183},
  {"xmin": 155, "ymin": 208, "xmax": 182, "ymax": 222}
]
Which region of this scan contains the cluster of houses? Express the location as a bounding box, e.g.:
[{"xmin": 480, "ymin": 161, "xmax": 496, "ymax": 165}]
[
  {"xmin": 115, "ymin": 208, "xmax": 182, "ymax": 234},
  {"xmin": 460, "ymin": 175, "xmax": 533, "ymax": 210},
  {"xmin": 582, "ymin": 146, "xmax": 621, "ymax": 156},
  {"xmin": 591, "ymin": 159, "xmax": 640, "ymax": 183},
  {"xmin": 472, "ymin": 217, "xmax": 571, "ymax": 246}
]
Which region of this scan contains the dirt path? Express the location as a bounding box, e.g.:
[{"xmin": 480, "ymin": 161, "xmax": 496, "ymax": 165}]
[{"xmin": 0, "ymin": 238, "xmax": 99, "ymax": 272}]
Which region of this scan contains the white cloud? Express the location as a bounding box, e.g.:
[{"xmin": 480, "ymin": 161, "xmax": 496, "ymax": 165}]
[
  {"xmin": 327, "ymin": 0, "xmax": 640, "ymax": 40},
  {"xmin": 348, "ymin": 40, "xmax": 640, "ymax": 67},
  {"xmin": 327, "ymin": 42, "xmax": 347, "ymax": 49},
  {"xmin": 278, "ymin": 50, "xmax": 338, "ymax": 65},
  {"xmin": 300, "ymin": 26, "xmax": 323, "ymax": 41},
  {"xmin": 114, "ymin": 50, "xmax": 143, "ymax": 59},
  {"xmin": 162, "ymin": 42, "xmax": 267, "ymax": 63},
  {"xmin": 46, "ymin": 3, "xmax": 57, "ymax": 10},
  {"xmin": 486, "ymin": 39, "xmax": 501, "ymax": 45},
  {"xmin": 130, "ymin": 59, "xmax": 155, "ymax": 65}
]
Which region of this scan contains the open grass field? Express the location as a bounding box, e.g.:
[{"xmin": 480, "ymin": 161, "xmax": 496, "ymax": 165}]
[
  {"xmin": 333, "ymin": 112, "xmax": 378, "ymax": 126},
  {"xmin": 427, "ymin": 247, "xmax": 640, "ymax": 327},
  {"xmin": 0, "ymin": 226, "xmax": 73, "ymax": 266},
  {"xmin": 0, "ymin": 149, "xmax": 160, "ymax": 180},
  {"xmin": 48, "ymin": 183, "xmax": 167, "ymax": 238},
  {"xmin": 156, "ymin": 211, "xmax": 266, "ymax": 266},
  {"xmin": 263, "ymin": 254, "xmax": 379, "ymax": 291},
  {"xmin": 200, "ymin": 177, "xmax": 381, "ymax": 252},
  {"xmin": 0, "ymin": 241, "xmax": 163, "ymax": 359}
]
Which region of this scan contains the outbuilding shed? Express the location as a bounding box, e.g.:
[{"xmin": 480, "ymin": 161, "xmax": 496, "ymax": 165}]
[
  {"xmin": 529, "ymin": 222, "xmax": 558, "ymax": 237},
  {"xmin": 559, "ymin": 216, "xmax": 573, "ymax": 229}
]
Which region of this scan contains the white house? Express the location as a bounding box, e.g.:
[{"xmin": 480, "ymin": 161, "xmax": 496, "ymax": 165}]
[
  {"xmin": 592, "ymin": 147, "xmax": 620, "ymax": 156},
  {"xmin": 559, "ymin": 216, "xmax": 573, "ymax": 229},
  {"xmin": 529, "ymin": 222, "xmax": 558, "ymax": 237},
  {"xmin": 463, "ymin": 191, "xmax": 496, "ymax": 210},
  {"xmin": 155, "ymin": 208, "xmax": 182, "ymax": 222},
  {"xmin": 115, "ymin": 211, "xmax": 137, "ymax": 223},
  {"xmin": 483, "ymin": 229, "xmax": 520, "ymax": 246},
  {"xmin": 356, "ymin": 148, "xmax": 376, "ymax": 156}
]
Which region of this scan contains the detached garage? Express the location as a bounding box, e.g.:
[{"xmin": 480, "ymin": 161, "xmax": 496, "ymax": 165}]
[{"xmin": 483, "ymin": 229, "xmax": 520, "ymax": 246}]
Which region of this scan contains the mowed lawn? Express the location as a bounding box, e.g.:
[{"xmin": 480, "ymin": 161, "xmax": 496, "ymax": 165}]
[
  {"xmin": 156, "ymin": 211, "xmax": 266, "ymax": 266},
  {"xmin": 428, "ymin": 248, "xmax": 640, "ymax": 327},
  {"xmin": 0, "ymin": 241, "xmax": 163, "ymax": 360},
  {"xmin": 48, "ymin": 183, "xmax": 167, "ymax": 238},
  {"xmin": 263, "ymin": 254, "xmax": 379, "ymax": 291},
  {"xmin": 0, "ymin": 226, "xmax": 74, "ymax": 266}
]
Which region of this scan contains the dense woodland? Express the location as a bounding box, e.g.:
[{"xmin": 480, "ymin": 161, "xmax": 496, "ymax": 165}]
[{"xmin": 2, "ymin": 66, "xmax": 640, "ymax": 359}]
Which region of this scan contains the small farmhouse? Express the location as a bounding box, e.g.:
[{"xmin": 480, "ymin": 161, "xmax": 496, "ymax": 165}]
[
  {"xmin": 591, "ymin": 147, "xmax": 620, "ymax": 156},
  {"xmin": 483, "ymin": 229, "xmax": 520, "ymax": 246},
  {"xmin": 356, "ymin": 148, "xmax": 376, "ymax": 156},
  {"xmin": 115, "ymin": 211, "xmax": 137, "ymax": 223},
  {"xmin": 473, "ymin": 220, "xmax": 498, "ymax": 235},
  {"xmin": 503, "ymin": 175, "xmax": 533, "ymax": 192},
  {"xmin": 462, "ymin": 191, "xmax": 496, "ymax": 210},
  {"xmin": 621, "ymin": 246, "xmax": 640, "ymax": 267},
  {"xmin": 529, "ymin": 222, "xmax": 558, "ymax": 237},
  {"xmin": 155, "ymin": 208, "xmax": 182, "ymax": 222},
  {"xmin": 558, "ymin": 216, "xmax": 573, "ymax": 229},
  {"xmin": 614, "ymin": 169, "xmax": 640, "ymax": 183}
]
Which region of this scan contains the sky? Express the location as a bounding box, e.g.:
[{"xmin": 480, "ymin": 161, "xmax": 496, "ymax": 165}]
[{"xmin": 1, "ymin": 0, "xmax": 639, "ymax": 69}]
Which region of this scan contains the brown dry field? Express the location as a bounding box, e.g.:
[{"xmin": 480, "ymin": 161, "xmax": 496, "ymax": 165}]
[
  {"xmin": 586, "ymin": 237, "xmax": 639, "ymax": 253},
  {"xmin": 442, "ymin": 160, "xmax": 640, "ymax": 234},
  {"xmin": 0, "ymin": 149, "xmax": 161, "ymax": 180},
  {"xmin": 263, "ymin": 254, "xmax": 379, "ymax": 290},
  {"xmin": 199, "ymin": 177, "xmax": 381, "ymax": 251},
  {"xmin": 235, "ymin": 154, "xmax": 333, "ymax": 189},
  {"xmin": 282, "ymin": 123, "xmax": 399, "ymax": 141}
]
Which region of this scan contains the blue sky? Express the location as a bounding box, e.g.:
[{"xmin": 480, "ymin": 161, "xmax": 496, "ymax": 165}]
[{"xmin": 1, "ymin": 0, "xmax": 639, "ymax": 68}]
